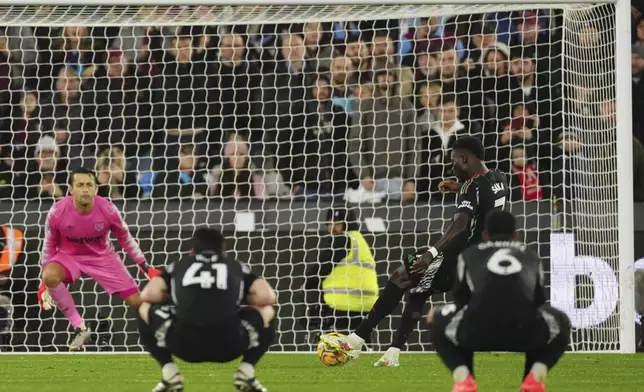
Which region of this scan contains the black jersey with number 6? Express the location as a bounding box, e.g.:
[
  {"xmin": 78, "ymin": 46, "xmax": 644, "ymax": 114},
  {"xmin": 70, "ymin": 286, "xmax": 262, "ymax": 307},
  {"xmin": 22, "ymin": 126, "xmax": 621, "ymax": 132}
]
[
  {"xmin": 456, "ymin": 169, "xmax": 509, "ymax": 246},
  {"xmin": 161, "ymin": 251, "xmax": 258, "ymax": 325},
  {"xmin": 453, "ymin": 240, "xmax": 546, "ymax": 316}
]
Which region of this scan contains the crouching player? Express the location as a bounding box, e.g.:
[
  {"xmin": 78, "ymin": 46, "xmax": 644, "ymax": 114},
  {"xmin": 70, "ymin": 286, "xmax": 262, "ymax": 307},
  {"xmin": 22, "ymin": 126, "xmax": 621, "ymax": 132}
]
[
  {"xmin": 428, "ymin": 210, "xmax": 570, "ymax": 392},
  {"xmin": 138, "ymin": 228, "xmax": 276, "ymax": 392}
]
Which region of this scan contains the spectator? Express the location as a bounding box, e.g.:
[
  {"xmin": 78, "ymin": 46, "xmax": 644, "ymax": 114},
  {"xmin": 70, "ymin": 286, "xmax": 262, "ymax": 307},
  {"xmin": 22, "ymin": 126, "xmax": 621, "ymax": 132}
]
[
  {"xmin": 434, "ymin": 38, "xmax": 482, "ymax": 123},
  {"xmin": 83, "ymin": 49, "xmax": 140, "ymax": 154},
  {"xmin": 400, "ymin": 16, "xmax": 441, "ymax": 67},
  {"xmin": 0, "ymin": 29, "xmax": 15, "ymax": 94},
  {"xmin": 0, "ymin": 145, "xmax": 14, "ymax": 200},
  {"xmin": 477, "ymin": 42, "xmax": 512, "ymax": 124},
  {"xmin": 509, "ymin": 48, "xmax": 553, "ymax": 141},
  {"xmin": 349, "ymin": 69, "xmax": 420, "ymax": 202},
  {"xmin": 344, "ymin": 35, "xmax": 370, "ymax": 73},
  {"xmin": 551, "ymin": 130, "xmax": 584, "ymax": 200},
  {"xmin": 495, "ymin": 116, "xmax": 537, "ymax": 173},
  {"xmin": 416, "ymin": 80, "xmax": 441, "ymax": 124},
  {"xmin": 95, "ymin": 146, "xmax": 140, "ymax": 200},
  {"xmin": 329, "ymin": 54, "xmax": 356, "ymax": 113},
  {"xmin": 508, "ymin": 146, "xmax": 546, "ymax": 201},
  {"xmin": 461, "ymin": 21, "xmax": 497, "ymax": 65},
  {"xmin": 208, "ymin": 133, "xmax": 267, "ymax": 200},
  {"xmin": 152, "ymin": 143, "xmax": 209, "ymax": 200},
  {"xmin": 152, "ymin": 30, "xmax": 210, "ymax": 171},
  {"xmin": 210, "ymin": 29, "xmax": 261, "ymax": 157},
  {"xmin": 303, "ymin": 22, "xmax": 333, "ymax": 73},
  {"xmin": 370, "ymin": 32, "xmax": 414, "ymax": 98},
  {"xmin": 25, "ymin": 136, "xmax": 66, "ymax": 200},
  {"xmin": 2, "ymin": 91, "xmax": 42, "ymax": 172},
  {"xmin": 635, "ymin": 15, "xmax": 644, "ymax": 47},
  {"xmin": 307, "ymin": 73, "xmax": 359, "ymax": 195},
  {"xmin": 418, "ymin": 93, "xmax": 472, "ymax": 199},
  {"xmin": 40, "ymin": 67, "xmax": 92, "ymax": 171}
]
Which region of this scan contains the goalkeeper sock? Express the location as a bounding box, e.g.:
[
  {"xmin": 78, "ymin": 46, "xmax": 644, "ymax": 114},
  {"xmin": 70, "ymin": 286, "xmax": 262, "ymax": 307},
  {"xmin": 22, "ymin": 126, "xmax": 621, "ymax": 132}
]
[
  {"xmin": 529, "ymin": 362, "xmax": 548, "ymax": 382},
  {"xmin": 137, "ymin": 316, "xmax": 173, "ymax": 367},
  {"xmin": 48, "ymin": 283, "xmax": 84, "ymax": 329},
  {"xmin": 355, "ymin": 280, "xmax": 406, "ymax": 341},
  {"xmin": 242, "ymin": 325, "xmax": 275, "ymax": 367},
  {"xmin": 162, "ymin": 363, "xmax": 180, "ymax": 381}
]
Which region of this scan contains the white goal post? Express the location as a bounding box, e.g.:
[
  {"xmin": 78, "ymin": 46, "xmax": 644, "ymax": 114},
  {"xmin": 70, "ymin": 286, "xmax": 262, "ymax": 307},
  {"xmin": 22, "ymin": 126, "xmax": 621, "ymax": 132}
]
[{"xmin": 0, "ymin": 0, "xmax": 634, "ymax": 354}]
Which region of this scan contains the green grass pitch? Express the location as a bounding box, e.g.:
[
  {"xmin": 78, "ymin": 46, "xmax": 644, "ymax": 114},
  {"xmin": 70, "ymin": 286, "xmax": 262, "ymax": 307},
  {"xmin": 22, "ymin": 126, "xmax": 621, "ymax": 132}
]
[{"xmin": 4, "ymin": 353, "xmax": 644, "ymax": 391}]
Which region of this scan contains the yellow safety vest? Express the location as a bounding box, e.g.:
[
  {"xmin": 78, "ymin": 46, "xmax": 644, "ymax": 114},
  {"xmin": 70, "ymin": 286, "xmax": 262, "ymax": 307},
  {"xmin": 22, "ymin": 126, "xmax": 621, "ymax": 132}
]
[{"xmin": 322, "ymin": 230, "xmax": 379, "ymax": 312}]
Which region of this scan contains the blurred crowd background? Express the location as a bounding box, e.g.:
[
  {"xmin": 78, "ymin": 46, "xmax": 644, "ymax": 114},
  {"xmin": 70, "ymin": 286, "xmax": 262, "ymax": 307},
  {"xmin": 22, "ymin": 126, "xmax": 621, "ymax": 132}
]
[{"xmin": 0, "ymin": 6, "xmax": 641, "ymax": 205}]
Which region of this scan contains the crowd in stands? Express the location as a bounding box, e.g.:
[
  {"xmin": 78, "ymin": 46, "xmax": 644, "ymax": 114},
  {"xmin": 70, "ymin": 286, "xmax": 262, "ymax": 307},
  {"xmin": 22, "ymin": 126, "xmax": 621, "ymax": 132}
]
[{"xmin": 0, "ymin": 6, "xmax": 642, "ymax": 204}]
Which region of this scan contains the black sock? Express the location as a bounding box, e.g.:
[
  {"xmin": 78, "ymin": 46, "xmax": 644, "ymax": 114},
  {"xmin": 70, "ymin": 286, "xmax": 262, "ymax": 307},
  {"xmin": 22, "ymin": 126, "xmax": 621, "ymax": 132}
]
[
  {"xmin": 242, "ymin": 325, "xmax": 275, "ymax": 367},
  {"xmin": 138, "ymin": 316, "xmax": 173, "ymax": 367},
  {"xmin": 355, "ymin": 280, "xmax": 406, "ymax": 341},
  {"xmin": 391, "ymin": 292, "xmax": 428, "ymax": 349}
]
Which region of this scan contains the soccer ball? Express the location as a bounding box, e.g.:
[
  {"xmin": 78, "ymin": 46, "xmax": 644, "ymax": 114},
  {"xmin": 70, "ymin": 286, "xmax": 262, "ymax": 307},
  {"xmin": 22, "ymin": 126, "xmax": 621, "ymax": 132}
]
[{"xmin": 317, "ymin": 332, "xmax": 350, "ymax": 366}]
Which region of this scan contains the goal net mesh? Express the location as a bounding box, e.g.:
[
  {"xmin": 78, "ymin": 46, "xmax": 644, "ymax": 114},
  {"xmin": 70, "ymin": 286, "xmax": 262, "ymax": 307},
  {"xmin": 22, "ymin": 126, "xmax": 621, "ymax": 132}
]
[{"xmin": 0, "ymin": 3, "xmax": 623, "ymax": 352}]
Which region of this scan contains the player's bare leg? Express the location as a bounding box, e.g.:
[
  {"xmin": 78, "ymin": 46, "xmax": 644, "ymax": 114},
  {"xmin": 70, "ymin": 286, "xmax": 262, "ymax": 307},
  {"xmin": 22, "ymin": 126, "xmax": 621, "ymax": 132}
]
[
  {"xmin": 138, "ymin": 303, "xmax": 184, "ymax": 392},
  {"xmin": 123, "ymin": 292, "xmax": 142, "ymax": 310},
  {"xmin": 322, "ymin": 263, "xmax": 415, "ymax": 359},
  {"xmin": 234, "ymin": 305, "xmax": 275, "ymax": 392},
  {"xmin": 40, "ymin": 262, "xmax": 90, "ymax": 351}
]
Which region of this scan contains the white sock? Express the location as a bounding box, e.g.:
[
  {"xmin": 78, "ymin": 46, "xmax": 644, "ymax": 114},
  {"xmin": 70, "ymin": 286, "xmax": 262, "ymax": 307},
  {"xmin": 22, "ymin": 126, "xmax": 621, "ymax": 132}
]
[
  {"xmin": 79, "ymin": 322, "xmax": 87, "ymax": 331},
  {"xmin": 237, "ymin": 362, "xmax": 255, "ymax": 379},
  {"xmin": 162, "ymin": 363, "xmax": 180, "ymax": 381},
  {"xmin": 347, "ymin": 333, "xmax": 365, "ymax": 349},
  {"xmin": 530, "ymin": 362, "xmax": 548, "ymax": 382},
  {"xmin": 453, "ymin": 365, "xmax": 470, "ymax": 382},
  {"xmin": 386, "ymin": 347, "xmax": 400, "ymax": 356}
]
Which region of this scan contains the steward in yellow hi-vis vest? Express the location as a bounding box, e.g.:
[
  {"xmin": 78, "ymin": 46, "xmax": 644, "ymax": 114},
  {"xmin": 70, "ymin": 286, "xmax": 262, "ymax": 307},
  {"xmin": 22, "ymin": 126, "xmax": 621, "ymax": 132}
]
[{"xmin": 322, "ymin": 208, "xmax": 378, "ymax": 313}]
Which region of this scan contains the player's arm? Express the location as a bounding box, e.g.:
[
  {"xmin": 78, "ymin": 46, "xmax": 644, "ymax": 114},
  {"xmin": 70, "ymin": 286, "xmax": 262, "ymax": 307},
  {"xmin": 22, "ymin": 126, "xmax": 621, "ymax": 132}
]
[
  {"xmin": 108, "ymin": 203, "xmax": 161, "ymax": 279},
  {"xmin": 42, "ymin": 206, "xmax": 61, "ymax": 264},
  {"xmin": 241, "ymin": 263, "xmax": 276, "ymax": 307},
  {"xmin": 412, "ymin": 184, "xmax": 475, "ymax": 273},
  {"xmin": 141, "ymin": 264, "xmax": 173, "ymax": 303}
]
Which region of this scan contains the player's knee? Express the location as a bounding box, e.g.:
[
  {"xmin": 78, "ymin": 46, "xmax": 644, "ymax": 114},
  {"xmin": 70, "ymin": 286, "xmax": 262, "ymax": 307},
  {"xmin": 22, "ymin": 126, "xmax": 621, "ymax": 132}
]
[
  {"xmin": 138, "ymin": 302, "xmax": 151, "ymax": 324},
  {"xmin": 42, "ymin": 265, "xmax": 64, "ymax": 288},
  {"xmin": 390, "ymin": 266, "xmax": 411, "ymax": 289}
]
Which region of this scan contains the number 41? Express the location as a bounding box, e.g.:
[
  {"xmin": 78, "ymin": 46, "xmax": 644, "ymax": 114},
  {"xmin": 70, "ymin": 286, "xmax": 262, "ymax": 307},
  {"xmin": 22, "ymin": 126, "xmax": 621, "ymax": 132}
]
[{"xmin": 182, "ymin": 263, "xmax": 228, "ymax": 290}]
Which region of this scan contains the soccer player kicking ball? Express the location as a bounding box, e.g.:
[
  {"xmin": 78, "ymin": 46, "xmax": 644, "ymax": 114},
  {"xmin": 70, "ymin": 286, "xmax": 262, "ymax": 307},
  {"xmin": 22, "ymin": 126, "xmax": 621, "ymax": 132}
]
[
  {"xmin": 322, "ymin": 136, "xmax": 510, "ymax": 367},
  {"xmin": 428, "ymin": 211, "xmax": 571, "ymax": 392},
  {"xmin": 138, "ymin": 228, "xmax": 276, "ymax": 392},
  {"xmin": 37, "ymin": 167, "xmax": 161, "ymax": 350}
]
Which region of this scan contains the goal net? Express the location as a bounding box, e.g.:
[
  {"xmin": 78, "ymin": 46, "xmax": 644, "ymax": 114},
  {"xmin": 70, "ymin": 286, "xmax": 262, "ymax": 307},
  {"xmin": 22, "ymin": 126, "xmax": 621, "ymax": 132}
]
[{"xmin": 0, "ymin": 1, "xmax": 633, "ymax": 353}]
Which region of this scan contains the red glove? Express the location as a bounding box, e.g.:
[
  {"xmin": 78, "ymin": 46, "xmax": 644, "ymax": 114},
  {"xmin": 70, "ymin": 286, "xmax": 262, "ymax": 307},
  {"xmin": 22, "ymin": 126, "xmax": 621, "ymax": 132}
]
[{"xmin": 139, "ymin": 263, "xmax": 162, "ymax": 280}]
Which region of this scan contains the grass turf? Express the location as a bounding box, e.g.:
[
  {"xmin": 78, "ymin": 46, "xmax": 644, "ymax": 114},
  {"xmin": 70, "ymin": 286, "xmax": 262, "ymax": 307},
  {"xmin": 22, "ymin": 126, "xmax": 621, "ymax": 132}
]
[{"xmin": 3, "ymin": 353, "xmax": 644, "ymax": 391}]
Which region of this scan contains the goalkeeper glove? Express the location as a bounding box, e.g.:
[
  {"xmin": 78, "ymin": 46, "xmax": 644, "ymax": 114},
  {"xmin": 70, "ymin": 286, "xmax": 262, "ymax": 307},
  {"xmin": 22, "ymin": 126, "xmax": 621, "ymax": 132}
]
[
  {"xmin": 139, "ymin": 262, "xmax": 162, "ymax": 280},
  {"xmin": 37, "ymin": 281, "xmax": 56, "ymax": 311}
]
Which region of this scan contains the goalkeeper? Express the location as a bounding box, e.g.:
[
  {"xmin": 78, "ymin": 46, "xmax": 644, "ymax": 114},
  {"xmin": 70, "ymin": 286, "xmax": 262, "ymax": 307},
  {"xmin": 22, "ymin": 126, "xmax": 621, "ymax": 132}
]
[{"xmin": 37, "ymin": 167, "xmax": 161, "ymax": 350}]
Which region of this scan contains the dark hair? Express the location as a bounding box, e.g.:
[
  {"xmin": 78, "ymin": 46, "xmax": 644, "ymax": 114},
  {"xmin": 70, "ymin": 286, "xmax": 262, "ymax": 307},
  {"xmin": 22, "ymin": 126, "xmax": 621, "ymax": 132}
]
[
  {"xmin": 219, "ymin": 155, "xmax": 255, "ymax": 199},
  {"xmin": 452, "ymin": 136, "xmax": 484, "ymax": 160},
  {"xmin": 191, "ymin": 227, "xmax": 225, "ymax": 254},
  {"xmin": 485, "ymin": 210, "xmax": 516, "ymax": 238},
  {"xmin": 437, "ymin": 92, "xmax": 458, "ymax": 107},
  {"xmin": 69, "ymin": 167, "xmax": 98, "ymax": 186}
]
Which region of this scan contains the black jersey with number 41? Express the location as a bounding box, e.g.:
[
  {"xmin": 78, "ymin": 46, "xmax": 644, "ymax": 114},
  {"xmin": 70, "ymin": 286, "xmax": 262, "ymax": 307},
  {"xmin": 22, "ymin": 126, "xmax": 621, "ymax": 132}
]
[
  {"xmin": 456, "ymin": 169, "xmax": 509, "ymax": 245},
  {"xmin": 161, "ymin": 252, "xmax": 258, "ymax": 325}
]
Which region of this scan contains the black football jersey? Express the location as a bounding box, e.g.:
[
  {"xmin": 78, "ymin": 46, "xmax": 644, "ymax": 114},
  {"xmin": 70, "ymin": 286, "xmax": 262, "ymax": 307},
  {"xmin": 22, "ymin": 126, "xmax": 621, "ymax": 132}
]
[
  {"xmin": 162, "ymin": 251, "xmax": 257, "ymax": 326},
  {"xmin": 453, "ymin": 240, "xmax": 546, "ymax": 315},
  {"xmin": 456, "ymin": 169, "xmax": 509, "ymax": 246}
]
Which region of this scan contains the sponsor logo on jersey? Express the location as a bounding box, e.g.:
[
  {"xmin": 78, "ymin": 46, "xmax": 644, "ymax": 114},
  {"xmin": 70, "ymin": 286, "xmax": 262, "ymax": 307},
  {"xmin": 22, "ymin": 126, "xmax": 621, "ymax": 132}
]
[
  {"xmin": 458, "ymin": 200, "xmax": 474, "ymax": 211},
  {"xmin": 66, "ymin": 236, "xmax": 103, "ymax": 244},
  {"xmin": 491, "ymin": 183, "xmax": 504, "ymax": 194}
]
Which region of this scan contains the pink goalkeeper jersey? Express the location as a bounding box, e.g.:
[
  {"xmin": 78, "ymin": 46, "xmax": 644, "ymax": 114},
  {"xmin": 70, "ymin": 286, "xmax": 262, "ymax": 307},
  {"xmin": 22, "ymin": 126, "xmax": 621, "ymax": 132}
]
[{"xmin": 43, "ymin": 195, "xmax": 146, "ymax": 265}]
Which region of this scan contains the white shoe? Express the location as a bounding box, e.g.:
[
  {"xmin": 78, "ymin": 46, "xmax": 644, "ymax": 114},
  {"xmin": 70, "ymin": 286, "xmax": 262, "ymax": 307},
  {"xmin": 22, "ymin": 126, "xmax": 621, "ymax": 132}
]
[
  {"xmin": 69, "ymin": 326, "xmax": 91, "ymax": 351},
  {"xmin": 374, "ymin": 347, "xmax": 400, "ymax": 367}
]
